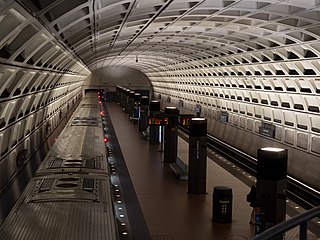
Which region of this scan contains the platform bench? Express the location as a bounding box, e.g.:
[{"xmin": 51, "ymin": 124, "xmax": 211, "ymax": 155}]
[{"xmin": 170, "ymin": 158, "xmax": 188, "ymax": 180}]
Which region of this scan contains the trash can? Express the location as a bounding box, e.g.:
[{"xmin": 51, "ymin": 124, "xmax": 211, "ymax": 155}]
[{"xmin": 212, "ymin": 186, "xmax": 233, "ymax": 223}]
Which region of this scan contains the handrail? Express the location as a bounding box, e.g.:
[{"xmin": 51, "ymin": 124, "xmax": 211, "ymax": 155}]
[{"xmin": 252, "ymin": 206, "xmax": 320, "ymax": 240}]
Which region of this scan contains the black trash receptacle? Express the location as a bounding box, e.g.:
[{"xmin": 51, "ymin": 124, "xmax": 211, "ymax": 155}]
[{"xmin": 212, "ymin": 186, "xmax": 233, "ymax": 223}]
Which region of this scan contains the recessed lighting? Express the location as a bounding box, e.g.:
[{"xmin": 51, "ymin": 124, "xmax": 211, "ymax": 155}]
[{"xmin": 261, "ymin": 147, "xmax": 285, "ymax": 152}]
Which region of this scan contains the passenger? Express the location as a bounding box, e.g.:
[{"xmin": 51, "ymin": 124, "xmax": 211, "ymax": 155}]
[{"xmin": 247, "ymin": 184, "xmax": 257, "ymax": 224}]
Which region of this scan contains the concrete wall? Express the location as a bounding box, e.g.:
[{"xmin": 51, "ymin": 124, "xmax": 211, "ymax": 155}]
[{"xmin": 83, "ymin": 66, "xmax": 152, "ymax": 93}]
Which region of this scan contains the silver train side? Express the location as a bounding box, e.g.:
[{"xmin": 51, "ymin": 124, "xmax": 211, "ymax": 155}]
[{"xmin": 0, "ymin": 92, "xmax": 118, "ymax": 240}]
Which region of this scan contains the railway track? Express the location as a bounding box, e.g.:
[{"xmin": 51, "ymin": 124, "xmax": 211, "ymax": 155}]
[{"xmin": 179, "ymin": 126, "xmax": 320, "ymax": 210}]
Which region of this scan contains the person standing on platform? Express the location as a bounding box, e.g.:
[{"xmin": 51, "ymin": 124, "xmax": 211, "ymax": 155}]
[{"xmin": 247, "ymin": 184, "xmax": 257, "ymax": 224}]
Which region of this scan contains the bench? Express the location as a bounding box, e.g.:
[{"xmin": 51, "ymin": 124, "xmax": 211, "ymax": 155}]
[{"xmin": 170, "ymin": 157, "xmax": 188, "ymax": 180}]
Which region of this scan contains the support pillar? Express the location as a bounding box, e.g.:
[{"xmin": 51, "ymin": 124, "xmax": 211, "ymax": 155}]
[
  {"xmin": 139, "ymin": 96, "xmax": 149, "ymax": 132},
  {"xmin": 188, "ymin": 118, "xmax": 207, "ymax": 195},
  {"xmin": 163, "ymin": 107, "xmax": 179, "ymax": 163},
  {"xmin": 133, "ymin": 93, "xmax": 141, "ymax": 124},
  {"xmin": 255, "ymin": 147, "xmax": 288, "ymax": 239},
  {"xmin": 149, "ymin": 100, "xmax": 161, "ymax": 144}
]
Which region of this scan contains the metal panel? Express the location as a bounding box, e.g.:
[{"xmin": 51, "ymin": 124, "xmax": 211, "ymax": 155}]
[{"xmin": 0, "ymin": 202, "xmax": 117, "ymax": 240}]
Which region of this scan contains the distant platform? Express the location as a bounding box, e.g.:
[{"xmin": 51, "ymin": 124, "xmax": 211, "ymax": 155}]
[{"xmin": 106, "ymin": 102, "xmax": 319, "ymax": 240}]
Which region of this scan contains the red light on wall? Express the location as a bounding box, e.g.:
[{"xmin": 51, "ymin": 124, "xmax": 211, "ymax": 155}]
[
  {"xmin": 104, "ymin": 137, "xmax": 109, "ymax": 143},
  {"xmin": 100, "ymin": 111, "xmax": 104, "ymax": 116},
  {"xmin": 99, "ymin": 101, "xmax": 102, "ymax": 104}
]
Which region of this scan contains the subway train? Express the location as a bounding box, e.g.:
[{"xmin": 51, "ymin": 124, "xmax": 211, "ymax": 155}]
[{"xmin": 0, "ymin": 92, "xmax": 125, "ymax": 240}]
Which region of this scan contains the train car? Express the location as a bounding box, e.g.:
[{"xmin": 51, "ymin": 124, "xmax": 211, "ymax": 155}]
[{"xmin": 0, "ymin": 92, "xmax": 120, "ymax": 240}]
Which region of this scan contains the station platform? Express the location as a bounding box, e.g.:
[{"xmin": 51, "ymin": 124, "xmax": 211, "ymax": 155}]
[{"xmin": 105, "ymin": 102, "xmax": 319, "ymax": 240}]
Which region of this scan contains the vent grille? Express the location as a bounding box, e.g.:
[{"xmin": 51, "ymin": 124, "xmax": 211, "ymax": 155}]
[
  {"xmin": 81, "ymin": 104, "xmax": 97, "ymax": 108},
  {"xmin": 47, "ymin": 156, "xmax": 98, "ymax": 170},
  {"xmin": 83, "ymin": 178, "xmax": 95, "ymax": 191},
  {"xmin": 29, "ymin": 176, "xmax": 100, "ymax": 202},
  {"xmin": 39, "ymin": 178, "xmax": 55, "ymax": 192},
  {"xmin": 85, "ymin": 159, "xmax": 96, "ymax": 168},
  {"xmin": 50, "ymin": 158, "xmax": 63, "ymax": 168},
  {"xmin": 71, "ymin": 117, "xmax": 99, "ymax": 126}
]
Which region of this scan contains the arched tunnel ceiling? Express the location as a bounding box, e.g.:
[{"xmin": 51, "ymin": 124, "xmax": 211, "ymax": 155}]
[{"xmin": 15, "ymin": 0, "xmax": 320, "ymax": 72}]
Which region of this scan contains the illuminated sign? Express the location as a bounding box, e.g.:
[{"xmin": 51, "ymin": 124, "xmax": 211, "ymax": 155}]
[
  {"xmin": 179, "ymin": 114, "xmax": 194, "ymax": 126},
  {"xmin": 148, "ymin": 116, "xmax": 169, "ymax": 126}
]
